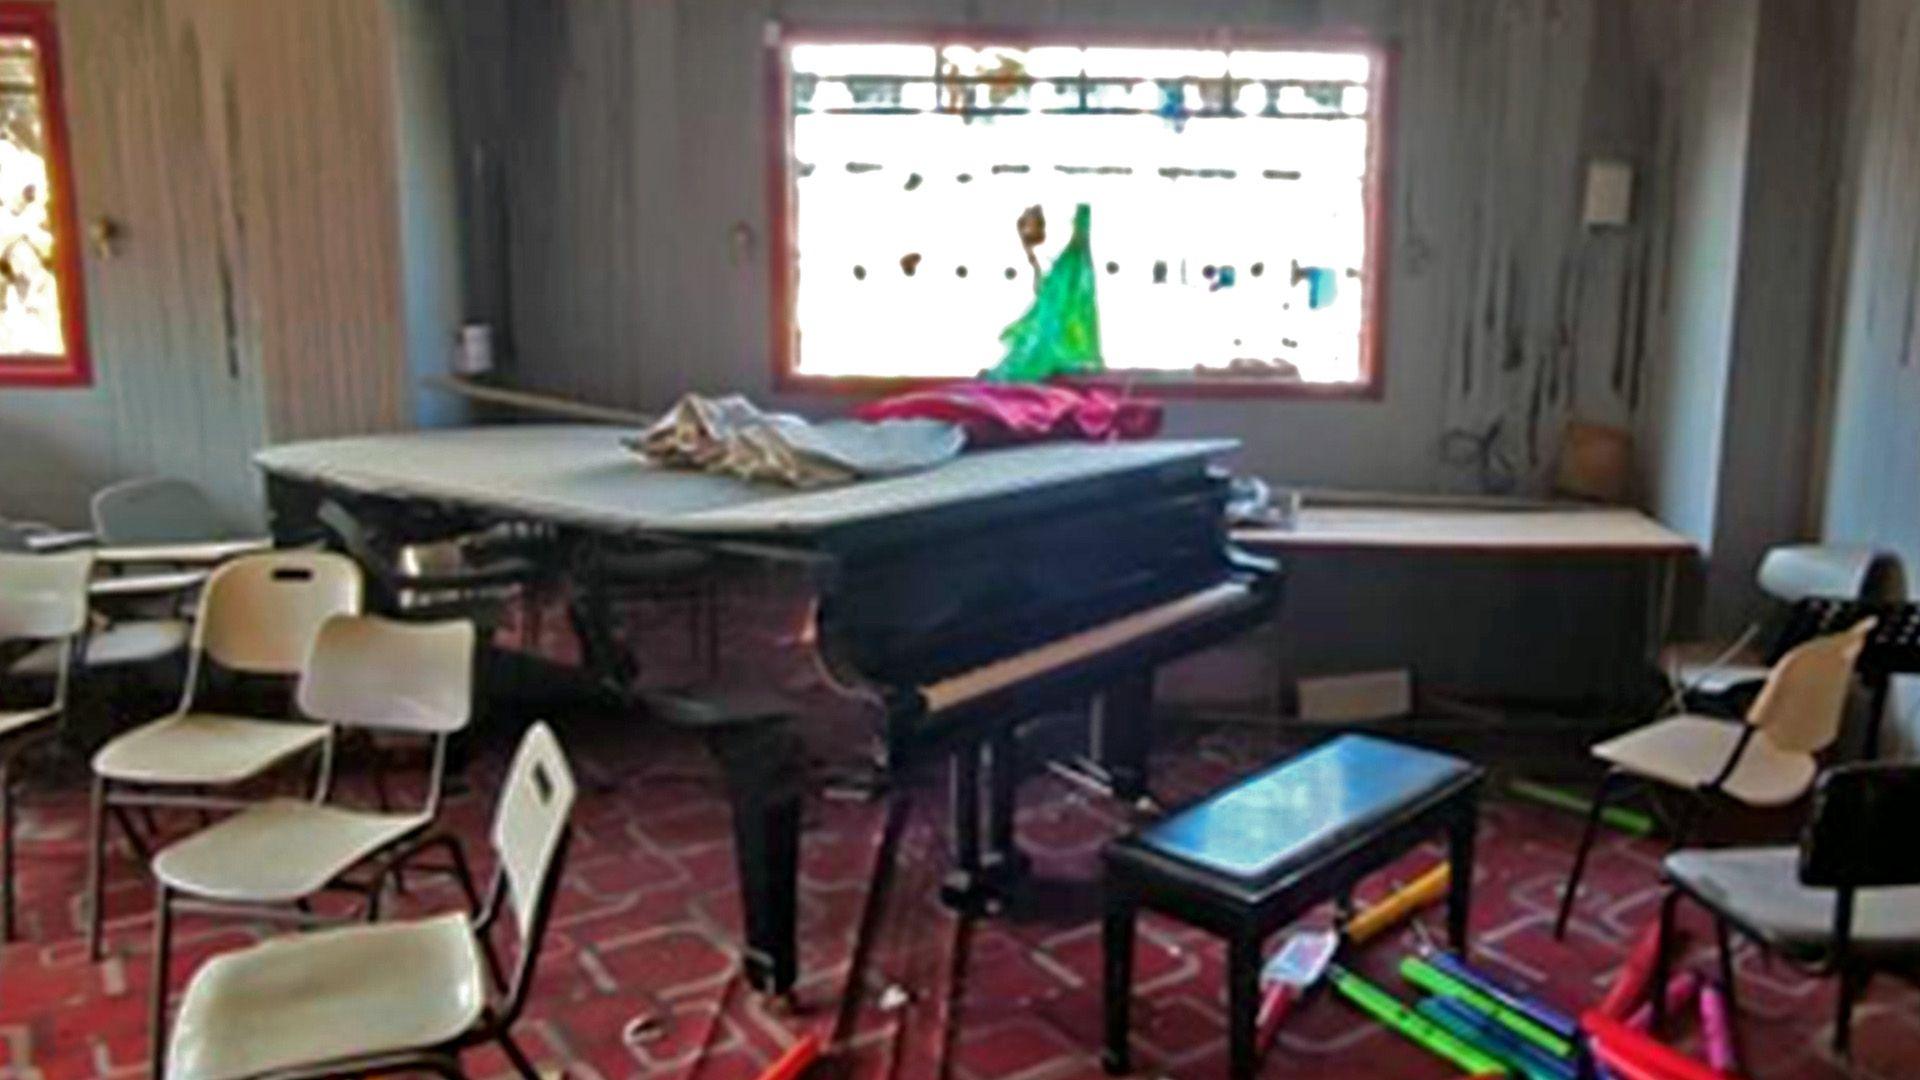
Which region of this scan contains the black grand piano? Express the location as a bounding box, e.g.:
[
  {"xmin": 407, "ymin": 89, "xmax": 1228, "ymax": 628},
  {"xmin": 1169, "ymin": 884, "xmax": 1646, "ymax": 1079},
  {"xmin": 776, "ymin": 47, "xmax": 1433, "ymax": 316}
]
[{"xmin": 255, "ymin": 423, "xmax": 1280, "ymax": 995}]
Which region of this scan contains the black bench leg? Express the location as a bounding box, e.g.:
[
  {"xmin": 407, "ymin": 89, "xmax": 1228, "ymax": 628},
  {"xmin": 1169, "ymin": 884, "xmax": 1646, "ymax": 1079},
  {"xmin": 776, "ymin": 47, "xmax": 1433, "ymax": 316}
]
[
  {"xmin": 1446, "ymin": 794, "xmax": 1478, "ymax": 956},
  {"xmin": 983, "ymin": 728, "xmax": 1032, "ymax": 888},
  {"xmin": 941, "ymin": 744, "xmax": 993, "ymax": 911},
  {"xmin": 1228, "ymin": 928, "xmax": 1262, "ymax": 1080},
  {"xmin": 1094, "ymin": 670, "xmax": 1155, "ymax": 804},
  {"xmin": 1103, "ymin": 888, "xmax": 1136, "ymax": 1075},
  {"xmin": 704, "ymin": 720, "xmax": 803, "ymax": 997}
]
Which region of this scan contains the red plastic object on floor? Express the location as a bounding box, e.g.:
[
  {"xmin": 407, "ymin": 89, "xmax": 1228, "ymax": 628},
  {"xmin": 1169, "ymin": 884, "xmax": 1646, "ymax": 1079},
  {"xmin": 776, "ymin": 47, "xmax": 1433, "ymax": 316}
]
[
  {"xmin": 756, "ymin": 1033, "xmax": 822, "ymax": 1080},
  {"xmin": 1599, "ymin": 923, "xmax": 1670, "ymax": 1020},
  {"xmin": 1583, "ymin": 1010, "xmax": 1736, "ymax": 1080},
  {"xmin": 853, "ymin": 380, "xmax": 1163, "ymax": 447}
]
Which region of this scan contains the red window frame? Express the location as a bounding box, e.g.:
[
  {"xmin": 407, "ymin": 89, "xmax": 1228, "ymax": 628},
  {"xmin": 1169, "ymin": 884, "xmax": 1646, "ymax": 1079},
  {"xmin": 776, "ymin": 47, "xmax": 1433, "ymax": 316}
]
[
  {"xmin": 0, "ymin": 1, "xmax": 88, "ymax": 388},
  {"xmin": 764, "ymin": 23, "xmax": 1394, "ymax": 401}
]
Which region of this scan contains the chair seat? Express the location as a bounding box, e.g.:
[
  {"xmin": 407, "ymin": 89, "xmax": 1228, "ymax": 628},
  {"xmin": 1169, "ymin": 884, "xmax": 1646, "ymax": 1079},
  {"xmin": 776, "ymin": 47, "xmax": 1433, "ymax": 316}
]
[
  {"xmin": 167, "ymin": 911, "xmax": 486, "ymax": 1080},
  {"xmin": 1593, "ymin": 714, "xmax": 1816, "ymax": 807},
  {"xmin": 154, "ymin": 799, "xmax": 430, "ymax": 903},
  {"xmin": 0, "ymin": 705, "xmax": 57, "ymax": 745},
  {"xmin": 1667, "ymin": 847, "xmax": 1920, "ymax": 965},
  {"xmin": 93, "ymin": 713, "xmax": 328, "ymax": 786},
  {"xmin": 10, "ymin": 619, "xmax": 188, "ymax": 675}
]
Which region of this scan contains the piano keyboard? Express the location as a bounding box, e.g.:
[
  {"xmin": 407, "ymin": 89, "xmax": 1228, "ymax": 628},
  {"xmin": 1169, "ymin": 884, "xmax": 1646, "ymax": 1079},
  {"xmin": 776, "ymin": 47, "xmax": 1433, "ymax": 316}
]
[{"xmin": 921, "ymin": 581, "xmax": 1258, "ymax": 715}]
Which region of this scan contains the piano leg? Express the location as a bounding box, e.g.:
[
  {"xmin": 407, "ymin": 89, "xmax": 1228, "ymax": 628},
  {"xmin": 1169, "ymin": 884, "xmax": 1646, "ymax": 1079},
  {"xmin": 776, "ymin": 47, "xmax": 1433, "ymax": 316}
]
[
  {"xmin": 940, "ymin": 745, "xmax": 993, "ymax": 912},
  {"xmin": 703, "ymin": 719, "xmax": 802, "ymax": 997},
  {"xmin": 982, "ymin": 727, "xmax": 1032, "ymax": 888},
  {"xmin": 1089, "ymin": 670, "xmax": 1156, "ymax": 805}
]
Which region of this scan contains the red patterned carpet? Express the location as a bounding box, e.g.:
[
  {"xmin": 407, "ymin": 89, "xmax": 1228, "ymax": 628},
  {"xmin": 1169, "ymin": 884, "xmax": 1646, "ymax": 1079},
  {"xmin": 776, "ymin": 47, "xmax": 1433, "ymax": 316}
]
[{"xmin": 2, "ymin": 715, "xmax": 1916, "ymax": 1080}]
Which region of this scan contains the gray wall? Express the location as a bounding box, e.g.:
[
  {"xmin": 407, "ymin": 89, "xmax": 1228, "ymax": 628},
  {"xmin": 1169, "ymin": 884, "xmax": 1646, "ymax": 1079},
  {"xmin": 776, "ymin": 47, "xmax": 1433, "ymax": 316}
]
[
  {"xmin": 456, "ymin": 0, "xmax": 1717, "ymax": 497},
  {"xmin": 0, "ymin": 0, "xmax": 446, "ymax": 529},
  {"xmin": 1638, "ymin": 1, "xmax": 1754, "ymax": 555},
  {"xmin": 1820, "ymin": 0, "xmax": 1920, "ymax": 752}
]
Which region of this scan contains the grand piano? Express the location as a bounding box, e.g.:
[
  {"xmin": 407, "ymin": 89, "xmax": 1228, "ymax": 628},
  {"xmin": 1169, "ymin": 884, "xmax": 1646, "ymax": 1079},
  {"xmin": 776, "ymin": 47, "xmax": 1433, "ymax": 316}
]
[{"xmin": 255, "ymin": 423, "xmax": 1280, "ymax": 995}]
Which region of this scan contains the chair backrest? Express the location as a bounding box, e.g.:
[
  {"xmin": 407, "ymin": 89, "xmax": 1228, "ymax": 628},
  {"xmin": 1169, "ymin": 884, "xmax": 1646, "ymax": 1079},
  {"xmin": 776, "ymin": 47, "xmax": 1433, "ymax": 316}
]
[
  {"xmin": 296, "ymin": 615, "xmax": 475, "ymax": 734},
  {"xmin": 1800, "ymin": 763, "xmax": 1920, "ymax": 888},
  {"xmin": 91, "ymin": 477, "xmax": 227, "ymax": 545},
  {"xmin": 0, "ymin": 551, "xmax": 91, "ymax": 642},
  {"xmin": 191, "ymin": 552, "xmax": 361, "ymax": 678},
  {"xmin": 1758, "ymin": 546, "xmax": 1905, "ymax": 660},
  {"xmin": 492, "ymin": 722, "xmax": 576, "ymax": 941},
  {"xmin": 1748, "ymin": 619, "xmax": 1873, "ymax": 754}
]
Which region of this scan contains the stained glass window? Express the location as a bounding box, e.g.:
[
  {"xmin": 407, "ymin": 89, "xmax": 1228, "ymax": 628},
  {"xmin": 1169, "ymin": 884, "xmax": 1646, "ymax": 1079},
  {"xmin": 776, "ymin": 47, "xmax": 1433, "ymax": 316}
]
[
  {"xmin": 769, "ymin": 31, "xmax": 1390, "ymax": 395},
  {"xmin": 0, "ymin": 3, "xmax": 86, "ymax": 387}
]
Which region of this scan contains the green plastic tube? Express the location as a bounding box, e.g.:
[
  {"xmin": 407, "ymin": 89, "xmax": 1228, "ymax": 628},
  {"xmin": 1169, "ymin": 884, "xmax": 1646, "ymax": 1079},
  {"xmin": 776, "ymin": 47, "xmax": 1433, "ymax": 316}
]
[
  {"xmin": 1507, "ymin": 779, "xmax": 1655, "ymax": 837},
  {"xmin": 1400, "ymin": 957, "xmax": 1575, "ymax": 1059},
  {"xmin": 1330, "ymin": 967, "xmax": 1509, "ymax": 1077}
]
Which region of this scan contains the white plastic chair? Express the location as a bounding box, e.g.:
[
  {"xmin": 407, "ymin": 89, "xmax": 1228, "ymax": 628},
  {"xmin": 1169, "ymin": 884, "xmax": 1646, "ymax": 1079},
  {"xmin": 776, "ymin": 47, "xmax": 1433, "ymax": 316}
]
[
  {"xmin": 147, "ymin": 614, "xmax": 478, "ymax": 1063},
  {"xmin": 91, "ymin": 478, "xmax": 234, "ymax": 546},
  {"xmin": 159, "ymin": 722, "xmax": 576, "ymax": 1080},
  {"xmin": 0, "ymin": 551, "xmax": 91, "ymax": 939},
  {"xmin": 84, "ymin": 551, "xmax": 362, "ymax": 960},
  {"xmin": 1555, "ymin": 619, "xmax": 1874, "ymax": 938}
]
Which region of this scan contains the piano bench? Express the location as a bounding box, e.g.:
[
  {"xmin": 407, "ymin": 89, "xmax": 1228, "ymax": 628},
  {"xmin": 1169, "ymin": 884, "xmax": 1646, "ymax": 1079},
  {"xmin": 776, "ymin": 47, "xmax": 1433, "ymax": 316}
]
[{"xmin": 1101, "ymin": 734, "xmax": 1484, "ymax": 1080}]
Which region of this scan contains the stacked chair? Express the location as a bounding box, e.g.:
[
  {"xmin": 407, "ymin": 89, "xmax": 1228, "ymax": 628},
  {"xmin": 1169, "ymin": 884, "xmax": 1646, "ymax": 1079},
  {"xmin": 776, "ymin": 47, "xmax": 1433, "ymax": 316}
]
[
  {"xmin": 0, "ymin": 551, "xmax": 92, "ymax": 939},
  {"xmin": 157, "ymin": 722, "xmax": 576, "ymax": 1080},
  {"xmin": 1664, "ymin": 544, "xmax": 1903, "ymax": 716},
  {"xmin": 85, "ymin": 551, "xmax": 361, "ymax": 958},
  {"xmin": 147, "ymin": 613, "xmax": 479, "ymax": 1074}
]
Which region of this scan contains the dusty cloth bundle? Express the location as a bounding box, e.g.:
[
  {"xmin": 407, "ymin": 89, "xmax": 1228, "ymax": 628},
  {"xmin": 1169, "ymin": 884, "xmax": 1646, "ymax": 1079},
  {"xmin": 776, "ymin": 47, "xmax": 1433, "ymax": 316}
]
[{"xmin": 629, "ymin": 394, "xmax": 964, "ymax": 487}]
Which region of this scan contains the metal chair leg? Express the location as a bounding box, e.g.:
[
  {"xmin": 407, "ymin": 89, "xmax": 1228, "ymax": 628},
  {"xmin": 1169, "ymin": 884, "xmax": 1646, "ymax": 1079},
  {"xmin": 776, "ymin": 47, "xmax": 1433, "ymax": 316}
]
[
  {"xmin": 85, "ymin": 776, "xmax": 108, "ymax": 961},
  {"xmin": 0, "ymin": 762, "xmax": 14, "ymax": 943},
  {"xmin": 1651, "ymin": 888, "xmax": 1682, "ymax": 1033},
  {"xmin": 1554, "ymin": 769, "xmax": 1622, "ymax": 939},
  {"xmin": 497, "ymin": 1029, "xmax": 540, "ymax": 1080},
  {"xmin": 1833, "ymin": 967, "xmax": 1864, "ymax": 1058},
  {"xmin": 1715, "ymin": 916, "xmax": 1738, "ymax": 1013},
  {"xmin": 150, "ymin": 884, "xmax": 174, "ymax": 1079}
]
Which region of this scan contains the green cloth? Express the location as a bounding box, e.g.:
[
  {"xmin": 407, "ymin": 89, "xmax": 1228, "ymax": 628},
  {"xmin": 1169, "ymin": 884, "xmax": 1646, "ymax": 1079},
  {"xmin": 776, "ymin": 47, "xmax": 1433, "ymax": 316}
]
[{"xmin": 989, "ymin": 204, "xmax": 1104, "ymax": 382}]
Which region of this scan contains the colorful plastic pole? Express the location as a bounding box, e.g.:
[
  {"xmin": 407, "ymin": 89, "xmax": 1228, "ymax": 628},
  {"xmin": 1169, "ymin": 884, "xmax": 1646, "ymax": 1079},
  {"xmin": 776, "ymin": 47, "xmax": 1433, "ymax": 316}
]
[
  {"xmin": 1417, "ymin": 998, "xmax": 1578, "ymax": 1080},
  {"xmin": 1428, "ymin": 953, "xmax": 1580, "ymax": 1041},
  {"xmin": 1330, "ymin": 967, "xmax": 1509, "ymax": 1077},
  {"xmin": 1255, "ymin": 984, "xmax": 1296, "ymax": 1055},
  {"xmin": 1698, "ymin": 983, "xmax": 1737, "ymax": 1074},
  {"xmin": 1582, "ymin": 1010, "xmax": 1731, "ymax": 1080},
  {"xmin": 1347, "ymin": 863, "xmax": 1452, "ymax": 945},
  {"xmin": 1626, "ymin": 971, "xmax": 1699, "ymax": 1033},
  {"xmin": 1401, "ymin": 957, "xmax": 1574, "ymax": 1059},
  {"xmin": 1597, "ymin": 924, "xmax": 1667, "ymax": 1020},
  {"xmin": 1507, "ymin": 780, "xmax": 1656, "ymax": 837},
  {"xmin": 756, "ymin": 1033, "xmax": 822, "ymax": 1080}
]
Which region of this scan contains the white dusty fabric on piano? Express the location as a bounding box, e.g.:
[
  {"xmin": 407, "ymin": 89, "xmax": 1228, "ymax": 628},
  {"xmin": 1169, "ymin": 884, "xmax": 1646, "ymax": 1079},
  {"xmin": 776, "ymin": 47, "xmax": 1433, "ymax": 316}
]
[{"xmin": 629, "ymin": 394, "xmax": 964, "ymax": 487}]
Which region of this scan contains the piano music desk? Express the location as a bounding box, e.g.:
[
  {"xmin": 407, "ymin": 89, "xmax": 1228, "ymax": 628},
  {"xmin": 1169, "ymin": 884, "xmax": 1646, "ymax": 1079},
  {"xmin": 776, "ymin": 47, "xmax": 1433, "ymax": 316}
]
[{"xmin": 1216, "ymin": 505, "xmax": 1697, "ymax": 714}]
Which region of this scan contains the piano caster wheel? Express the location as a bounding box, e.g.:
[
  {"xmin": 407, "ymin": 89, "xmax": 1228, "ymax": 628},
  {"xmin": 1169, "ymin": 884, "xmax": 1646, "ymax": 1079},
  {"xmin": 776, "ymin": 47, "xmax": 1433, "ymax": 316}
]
[
  {"xmin": 742, "ymin": 956, "xmax": 796, "ymax": 1001},
  {"xmin": 939, "ymin": 872, "xmax": 1004, "ymax": 915},
  {"xmin": 982, "ymin": 849, "xmax": 1032, "ymax": 890}
]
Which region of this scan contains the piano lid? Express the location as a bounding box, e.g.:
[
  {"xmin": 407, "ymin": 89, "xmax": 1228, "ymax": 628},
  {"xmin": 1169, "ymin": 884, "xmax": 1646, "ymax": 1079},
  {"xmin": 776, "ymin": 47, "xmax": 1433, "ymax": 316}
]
[{"xmin": 255, "ymin": 424, "xmax": 1238, "ymax": 540}]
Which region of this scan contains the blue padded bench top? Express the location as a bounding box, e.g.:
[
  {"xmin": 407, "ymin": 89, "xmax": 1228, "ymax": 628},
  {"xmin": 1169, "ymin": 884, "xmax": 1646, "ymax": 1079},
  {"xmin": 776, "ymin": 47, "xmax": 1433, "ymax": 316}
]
[{"xmin": 1124, "ymin": 735, "xmax": 1477, "ymax": 889}]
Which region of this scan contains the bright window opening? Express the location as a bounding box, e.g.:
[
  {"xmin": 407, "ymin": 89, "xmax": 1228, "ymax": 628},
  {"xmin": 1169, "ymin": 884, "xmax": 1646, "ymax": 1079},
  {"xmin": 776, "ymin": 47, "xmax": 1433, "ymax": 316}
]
[
  {"xmin": 0, "ymin": 2, "xmax": 86, "ymax": 388},
  {"xmin": 770, "ymin": 31, "xmax": 1390, "ymax": 395}
]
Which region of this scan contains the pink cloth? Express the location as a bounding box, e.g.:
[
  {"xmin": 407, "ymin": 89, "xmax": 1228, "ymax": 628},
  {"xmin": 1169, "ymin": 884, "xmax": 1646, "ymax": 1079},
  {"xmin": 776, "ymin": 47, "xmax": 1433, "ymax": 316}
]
[{"xmin": 854, "ymin": 381, "xmax": 1163, "ymax": 447}]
